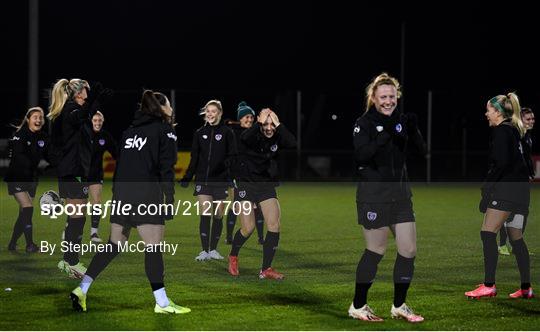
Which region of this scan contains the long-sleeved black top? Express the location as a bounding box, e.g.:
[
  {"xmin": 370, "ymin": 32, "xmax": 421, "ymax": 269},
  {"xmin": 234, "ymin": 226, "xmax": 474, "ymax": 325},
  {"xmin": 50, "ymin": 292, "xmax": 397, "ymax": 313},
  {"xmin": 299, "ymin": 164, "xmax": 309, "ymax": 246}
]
[
  {"xmin": 482, "ymin": 120, "xmax": 530, "ymax": 203},
  {"xmin": 237, "ymin": 122, "xmax": 296, "ymax": 183},
  {"xmin": 112, "ymin": 112, "xmax": 178, "ymax": 205},
  {"xmin": 182, "ymin": 122, "xmax": 236, "ymax": 185},
  {"xmin": 353, "ymin": 108, "xmax": 426, "ymax": 202},
  {"xmin": 4, "ymin": 125, "xmax": 49, "ymax": 183}
]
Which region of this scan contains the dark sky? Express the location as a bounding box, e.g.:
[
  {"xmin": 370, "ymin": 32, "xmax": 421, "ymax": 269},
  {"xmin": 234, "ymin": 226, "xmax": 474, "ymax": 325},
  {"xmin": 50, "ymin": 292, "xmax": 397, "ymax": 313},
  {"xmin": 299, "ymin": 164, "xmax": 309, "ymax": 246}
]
[
  {"xmin": 2, "ymin": 1, "xmax": 537, "ymax": 90},
  {"xmin": 2, "ymin": 1, "xmax": 539, "ymax": 179}
]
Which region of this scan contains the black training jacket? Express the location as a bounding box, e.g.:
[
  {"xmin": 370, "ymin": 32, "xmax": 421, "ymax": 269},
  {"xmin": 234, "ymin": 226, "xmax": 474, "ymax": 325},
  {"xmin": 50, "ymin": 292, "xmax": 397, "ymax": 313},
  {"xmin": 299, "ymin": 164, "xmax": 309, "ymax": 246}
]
[
  {"xmin": 182, "ymin": 122, "xmax": 236, "ymax": 185},
  {"xmin": 83, "ymin": 123, "xmax": 118, "ymax": 182},
  {"xmin": 353, "ymin": 108, "xmax": 426, "ymax": 203},
  {"xmin": 237, "ymin": 122, "xmax": 296, "ymax": 183},
  {"xmin": 112, "ymin": 112, "xmax": 178, "ymax": 206},
  {"xmin": 50, "ymin": 101, "xmax": 96, "ymax": 178},
  {"xmin": 4, "ymin": 125, "xmax": 49, "ymax": 183},
  {"xmin": 522, "ymin": 130, "xmax": 535, "ymax": 178},
  {"xmin": 482, "ymin": 120, "xmax": 530, "ymax": 204}
]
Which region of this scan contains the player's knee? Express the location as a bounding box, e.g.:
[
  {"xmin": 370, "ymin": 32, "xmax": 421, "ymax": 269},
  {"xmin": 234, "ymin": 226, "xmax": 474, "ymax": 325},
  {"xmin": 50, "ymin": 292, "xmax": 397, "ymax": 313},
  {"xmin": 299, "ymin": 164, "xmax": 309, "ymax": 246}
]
[
  {"xmin": 366, "ymin": 245, "xmax": 387, "ymax": 256},
  {"xmin": 397, "ymin": 242, "xmax": 416, "ymax": 258},
  {"xmin": 266, "ymin": 219, "xmax": 280, "ymax": 232},
  {"xmin": 243, "ymin": 224, "xmax": 255, "ymax": 235}
]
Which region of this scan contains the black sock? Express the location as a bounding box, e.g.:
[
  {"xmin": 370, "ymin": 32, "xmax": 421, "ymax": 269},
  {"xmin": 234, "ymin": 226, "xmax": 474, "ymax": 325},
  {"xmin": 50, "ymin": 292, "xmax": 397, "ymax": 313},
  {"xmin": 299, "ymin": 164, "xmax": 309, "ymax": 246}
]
[
  {"xmin": 353, "ymin": 249, "xmax": 383, "ymax": 309},
  {"xmin": 210, "ymin": 217, "xmax": 223, "ymax": 251},
  {"xmin": 85, "ymin": 241, "xmax": 120, "ymax": 280},
  {"xmin": 63, "ymin": 216, "xmax": 86, "ymax": 265},
  {"xmin": 21, "ymin": 207, "xmax": 34, "ymax": 245},
  {"xmin": 393, "ymin": 254, "xmax": 415, "ymax": 307},
  {"xmin": 262, "ymin": 231, "xmax": 280, "ymax": 270},
  {"xmin": 145, "ymin": 245, "xmax": 165, "ymax": 291},
  {"xmin": 255, "ymin": 208, "xmax": 264, "ymax": 240},
  {"xmin": 509, "ymin": 238, "xmax": 530, "ymax": 289},
  {"xmin": 226, "ymin": 209, "xmax": 237, "ymax": 240},
  {"xmin": 499, "ymin": 225, "xmax": 508, "ymax": 246},
  {"xmin": 91, "ymin": 213, "xmax": 100, "ymax": 230},
  {"xmin": 481, "ymin": 231, "xmax": 498, "ymax": 286},
  {"xmin": 199, "ymin": 216, "xmax": 211, "ymax": 252},
  {"xmin": 9, "ymin": 210, "xmax": 25, "ymax": 246},
  {"xmin": 230, "ymin": 229, "xmax": 249, "ymax": 256}
]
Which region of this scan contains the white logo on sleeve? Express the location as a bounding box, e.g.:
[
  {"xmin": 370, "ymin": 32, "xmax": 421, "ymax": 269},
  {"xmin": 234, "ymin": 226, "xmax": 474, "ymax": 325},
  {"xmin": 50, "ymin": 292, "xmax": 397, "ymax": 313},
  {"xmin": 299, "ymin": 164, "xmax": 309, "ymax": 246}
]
[
  {"xmin": 167, "ymin": 132, "xmax": 177, "ymax": 141},
  {"xmin": 124, "ymin": 135, "xmax": 147, "ymax": 151},
  {"xmin": 202, "ymin": 135, "xmax": 208, "ymax": 140},
  {"xmin": 270, "ymin": 144, "xmax": 278, "ymax": 152},
  {"xmin": 395, "ymin": 123, "xmax": 402, "ymax": 133},
  {"xmin": 376, "ymin": 126, "xmax": 383, "ymax": 132},
  {"xmin": 354, "ymin": 126, "xmax": 360, "ymax": 134}
]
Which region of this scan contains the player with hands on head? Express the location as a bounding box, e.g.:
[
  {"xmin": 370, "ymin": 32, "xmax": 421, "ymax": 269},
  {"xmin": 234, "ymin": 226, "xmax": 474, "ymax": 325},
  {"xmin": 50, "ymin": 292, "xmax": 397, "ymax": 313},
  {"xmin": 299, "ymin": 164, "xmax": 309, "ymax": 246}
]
[{"xmin": 227, "ymin": 106, "xmax": 296, "ymax": 280}]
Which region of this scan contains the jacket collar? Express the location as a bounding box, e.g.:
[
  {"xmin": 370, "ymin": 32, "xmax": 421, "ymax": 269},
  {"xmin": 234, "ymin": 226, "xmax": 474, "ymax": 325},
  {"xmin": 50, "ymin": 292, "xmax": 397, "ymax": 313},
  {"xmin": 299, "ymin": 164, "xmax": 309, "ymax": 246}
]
[{"xmin": 131, "ymin": 111, "xmax": 162, "ymax": 127}]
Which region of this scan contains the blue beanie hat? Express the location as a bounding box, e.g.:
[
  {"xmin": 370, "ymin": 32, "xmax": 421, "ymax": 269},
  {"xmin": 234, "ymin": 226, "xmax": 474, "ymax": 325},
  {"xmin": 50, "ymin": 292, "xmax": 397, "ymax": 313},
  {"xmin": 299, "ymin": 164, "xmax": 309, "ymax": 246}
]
[{"xmin": 237, "ymin": 101, "xmax": 255, "ymax": 120}]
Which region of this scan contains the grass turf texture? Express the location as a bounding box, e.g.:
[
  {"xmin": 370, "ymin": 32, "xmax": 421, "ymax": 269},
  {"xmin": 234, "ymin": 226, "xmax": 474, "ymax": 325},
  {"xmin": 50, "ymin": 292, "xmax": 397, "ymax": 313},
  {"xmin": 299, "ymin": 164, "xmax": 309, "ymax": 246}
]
[{"xmin": 0, "ymin": 180, "xmax": 539, "ymax": 330}]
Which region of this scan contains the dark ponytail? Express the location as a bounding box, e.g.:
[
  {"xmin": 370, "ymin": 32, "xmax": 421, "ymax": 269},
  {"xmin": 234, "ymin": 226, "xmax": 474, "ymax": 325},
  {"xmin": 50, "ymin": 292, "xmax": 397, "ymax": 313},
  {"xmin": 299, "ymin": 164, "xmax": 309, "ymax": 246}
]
[
  {"xmin": 141, "ymin": 90, "xmax": 163, "ymax": 117},
  {"xmin": 139, "ymin": 90, "xmax": 173, "ymax": 124}
]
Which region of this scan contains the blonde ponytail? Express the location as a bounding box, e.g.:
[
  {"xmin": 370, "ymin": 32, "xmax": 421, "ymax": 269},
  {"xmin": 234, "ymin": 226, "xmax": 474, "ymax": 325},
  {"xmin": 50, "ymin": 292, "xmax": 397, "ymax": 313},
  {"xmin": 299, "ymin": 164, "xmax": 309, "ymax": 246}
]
[
  {"xmin": 507, "ymin": 92, "xmax": 526, "ymax": 138},
  {"xmin": 48, "ymin": 78, "xmax": 90, "ymax": 121},
  {"xmin": 48, "ymin": 79, "xmax": 69, "ymax": 121}
]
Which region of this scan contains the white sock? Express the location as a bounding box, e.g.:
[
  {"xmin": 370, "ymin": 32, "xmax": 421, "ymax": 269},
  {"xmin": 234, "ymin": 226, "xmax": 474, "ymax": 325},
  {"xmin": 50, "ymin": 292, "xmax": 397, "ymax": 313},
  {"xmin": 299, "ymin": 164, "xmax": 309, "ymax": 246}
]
[
  {"xmin": 80, "ymin": 275, "xmax": 94, "ymax": 294},
  {"xmin": 153, "ymin": 287, "xmax": 170, "ymax": 307},
  {"xmin": 91, "ymin": 227, "xmax": 98, "ymax": 235}
]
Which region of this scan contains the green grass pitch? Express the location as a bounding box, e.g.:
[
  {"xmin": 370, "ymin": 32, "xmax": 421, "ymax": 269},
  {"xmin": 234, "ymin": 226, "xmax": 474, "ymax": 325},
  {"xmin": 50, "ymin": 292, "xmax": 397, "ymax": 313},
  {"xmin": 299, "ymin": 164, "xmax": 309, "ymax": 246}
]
[{"xmin": 0, "ymin": 180, "xmax": 539, "ymax": 330}]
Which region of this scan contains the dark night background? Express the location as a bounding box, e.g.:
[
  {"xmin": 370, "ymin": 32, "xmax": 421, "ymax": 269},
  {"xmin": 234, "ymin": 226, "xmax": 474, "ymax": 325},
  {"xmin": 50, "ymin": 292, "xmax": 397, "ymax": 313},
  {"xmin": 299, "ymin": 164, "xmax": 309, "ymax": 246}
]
[{"xmin": 1, "ymin": 1, "xmax": 539, "ymax": 180}]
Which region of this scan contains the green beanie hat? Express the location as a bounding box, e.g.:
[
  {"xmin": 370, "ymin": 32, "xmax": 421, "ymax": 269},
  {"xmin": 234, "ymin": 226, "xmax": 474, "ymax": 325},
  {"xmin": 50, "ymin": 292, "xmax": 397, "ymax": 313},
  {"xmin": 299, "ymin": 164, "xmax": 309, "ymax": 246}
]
[{"xmin": 237, "ymin": 101, "xmax": 255, "ymax": 121}]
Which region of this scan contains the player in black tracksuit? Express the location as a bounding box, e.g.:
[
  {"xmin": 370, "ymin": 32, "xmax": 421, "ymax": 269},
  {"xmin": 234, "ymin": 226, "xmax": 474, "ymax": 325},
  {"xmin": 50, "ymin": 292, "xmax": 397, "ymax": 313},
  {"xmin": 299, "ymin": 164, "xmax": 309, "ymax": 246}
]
[
  {"xmin": 49, "ymin": 79, "xmax": 112, "ymax": 278},
  {"xmin": 227, "ymin": 107, "xmax": 296, "ymax": 280},
  {"xmin": 224, "ymin": 101, "xmax": 266, "ymax": 245},
  {"xmin": 84, "ymin": 111, "xmax": 118, "ymax": 243},
  {"xmin": 180, "ymin": 100, "xmax": 236, "ymax": 261},
  {"xmin": 4, "ymin": 107, "xmax": 48, "ymax": 253},
  {"xmin": 465, "ymin": 93, "xmax": 533, "ymax": 299},
  {"xmin": 70, "ymin": 90, "xmax": 191, "ymax": 314},
  {"xmin": 498, "ymin": 107, "xmax": 535, "ymax": 252},
  {"xmin": 349, "ymin": 73, "xmax": 425, "ymax": 322}
]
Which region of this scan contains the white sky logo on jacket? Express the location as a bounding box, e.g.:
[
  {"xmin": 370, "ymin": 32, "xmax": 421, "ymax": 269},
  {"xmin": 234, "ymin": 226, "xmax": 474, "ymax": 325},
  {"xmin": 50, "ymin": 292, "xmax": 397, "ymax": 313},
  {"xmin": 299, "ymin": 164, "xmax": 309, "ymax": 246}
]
[
  {"xmin": 167, "ymin": 132, "xmax": 177, "ymax": 141},
  {"xmin": 124, "ymin": 135, "xmax": 147, "ymax": 151}
]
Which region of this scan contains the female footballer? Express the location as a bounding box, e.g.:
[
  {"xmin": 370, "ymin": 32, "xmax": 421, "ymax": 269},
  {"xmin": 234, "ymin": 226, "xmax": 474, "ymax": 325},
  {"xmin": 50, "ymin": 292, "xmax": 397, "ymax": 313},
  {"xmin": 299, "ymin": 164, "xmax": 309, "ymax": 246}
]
[
  {"xmin": 465, "ymin": 93, "xmax": 532, "ymax": 300},
  {"xmin": 180, "ymin": 100, "xmax": 236, "ymax": 261},
  {"xmin": 70, "ymin": 90, "xmax": 190, "ymax": 314},
  {"xmin": 227, "ymin": 107, "xmax": 296, "ymax": 280},
  {"xmin": 5, "ymin": 107, "xmax": 48, "ymax": 253},
  {"xmin": 349, "ymin": 73, "xmax": 425, "ymax": 322}
]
